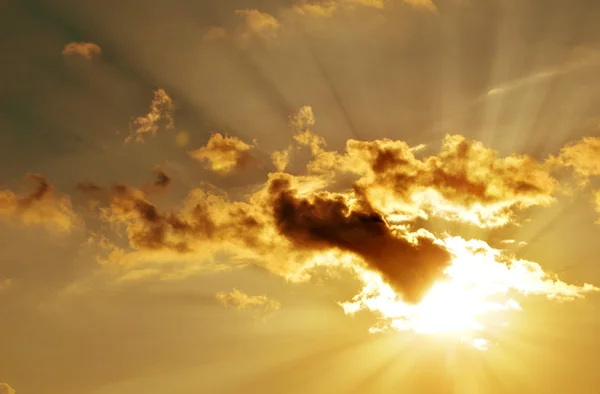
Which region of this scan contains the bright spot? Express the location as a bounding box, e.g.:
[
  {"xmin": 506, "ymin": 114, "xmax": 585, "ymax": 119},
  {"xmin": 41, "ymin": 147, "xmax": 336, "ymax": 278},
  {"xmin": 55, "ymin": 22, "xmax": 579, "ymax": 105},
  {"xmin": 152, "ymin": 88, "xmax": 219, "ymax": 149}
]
[{"xmin": 341, "ymin": 236, "xmax": 598, "ymax": 350}]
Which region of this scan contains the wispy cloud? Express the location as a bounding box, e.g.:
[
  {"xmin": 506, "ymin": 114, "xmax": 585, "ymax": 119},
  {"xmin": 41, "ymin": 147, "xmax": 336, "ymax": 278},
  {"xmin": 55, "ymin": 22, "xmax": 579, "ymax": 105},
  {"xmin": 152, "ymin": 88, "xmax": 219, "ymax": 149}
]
[
  {"xmin": 216, "ymin": 288, "xmax": 281, "ymax": 313},
  {"xmin": 126, "ymin": 89, "xmax": 175, "ymax": 144}
]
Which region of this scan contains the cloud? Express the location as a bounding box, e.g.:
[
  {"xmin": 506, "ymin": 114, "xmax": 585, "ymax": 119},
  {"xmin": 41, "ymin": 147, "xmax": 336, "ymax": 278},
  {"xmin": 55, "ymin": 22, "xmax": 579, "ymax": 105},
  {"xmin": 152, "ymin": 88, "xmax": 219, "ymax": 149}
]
[
  {"xmin": 271, "ymin": 147, "xmax": 292, "ymax": 171},
  {"xmin": 126, "ymin": 88, "xmax": 175, "ymax": 144},
  {"xmin": 74, "ymin": 107, "xmax": 600, "ymax": 313},
  {"xmin": 553, "ymin": 137, "xmax": 600, "ymax": 182},
  {"xmin": 0, "ymin": 383, "xmax": 15, "ymax": 394},
  {"xmin": 350, "ymin": 135, "xmax": 557, "ymax": 215},
  {"xmin": 216, "ymin": 288, "xmax": 281, "ymax": 312},
  {"xmin": 289, "ymin": 108, "xmax": 558, "ymax": 227},
  {"xmin": 341, "ymin": 236, "xmax": 597, "ymax": 341},
  {"xmin": 0, "ymin": 174, "xmax": 77, "ymax": 231},
  {"xmin": 267, "ymin": 173, "xmax": 452, "ymax": 303},
  {"xmin": 97, "ymin": 184, "xmax": 214, "ymax": 253},
  {"xmin": 62, "ymin": 41, "xmax": 101, "ymax": 60},
  {"xmin": 292, "ymin": 2, "xmax": 339, "ymax": 17},
  {"xmin": 235, "ymin": 9, "xmax": 281, "ymax": 40},
  {"xmin": 487, "ymin": 47, "xmax": 600, "ymax": 96},
  {"xmin": 292, "ymin": 0, "xmax": 436, "ymax": 18},
  {"xmin": 190, "ymin": 132, "xmax": 256, "ymax": 175}
]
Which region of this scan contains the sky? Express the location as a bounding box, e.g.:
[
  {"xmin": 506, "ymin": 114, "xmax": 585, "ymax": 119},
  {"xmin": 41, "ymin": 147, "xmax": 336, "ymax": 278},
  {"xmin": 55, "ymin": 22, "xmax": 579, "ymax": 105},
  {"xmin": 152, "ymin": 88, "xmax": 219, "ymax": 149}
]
[{"xmin": 2, "ymin": 0, "xmax": 600, "ymax": 393}]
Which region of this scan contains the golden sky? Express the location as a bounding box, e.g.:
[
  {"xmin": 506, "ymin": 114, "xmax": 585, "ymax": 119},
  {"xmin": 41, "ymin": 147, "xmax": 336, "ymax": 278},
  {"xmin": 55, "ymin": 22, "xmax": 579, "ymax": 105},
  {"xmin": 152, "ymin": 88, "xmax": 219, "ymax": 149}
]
[{"xmin": 2, "ymin": 0, "xmax": 600, "ymax": 393}]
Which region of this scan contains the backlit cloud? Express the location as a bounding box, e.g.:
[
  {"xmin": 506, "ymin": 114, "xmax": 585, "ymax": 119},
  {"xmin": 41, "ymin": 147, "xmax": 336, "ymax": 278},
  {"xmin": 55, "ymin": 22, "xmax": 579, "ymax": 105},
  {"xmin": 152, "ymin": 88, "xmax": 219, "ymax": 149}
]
[
  {"xmin": 271, "ymin": 147, "xmax": 292, "ymax": 171},
  {"xmin": 126, "ymin": 88, "xmax": 175, "ymax": 144},
  {"xmin": 0, "ymin": 174, "xmax": 77, "ymax": 231},
  {"xmin": 235, "ymin": 9, "xmax": 281, "ymax": 40},
  {"xmin": 345, "ymin": 135, "xmax": 558, "ymax": 227},
  {"xmin": 553, "ymin": 137, "xmax": 600, "ymax": 182},
  {"xmin": 67, "ymin": 103, "xmax": 600, "ymax": 347},
  {"xmin": 341, "ymin": 236, "xmax": 596, "ymax": 348},
  {"xmin": 82, "ymin": 106, "xmax": 598, "ymax": 298},
  {"xmin": 62, "ymin": 41, "xmax": 101, "ymax": 60},
  {"xmin": 292, "ymin": 2, "xmax": 338, "ymax": 17},
  {"xmin": 284, "ymin": 106, "xmax": 558, "ymax": 228},
  {"xmin": 190, "ymin": 133, "xmax": 256, "ymax": 175},
  {"xmin": 216, "ymin": 288, "xmax": 281, "ymax": 312}
]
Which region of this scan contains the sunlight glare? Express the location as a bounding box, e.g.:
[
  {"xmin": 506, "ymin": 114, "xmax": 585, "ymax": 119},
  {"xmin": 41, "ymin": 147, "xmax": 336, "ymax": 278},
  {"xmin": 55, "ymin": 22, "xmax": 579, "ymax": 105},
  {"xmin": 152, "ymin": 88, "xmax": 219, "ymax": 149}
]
[{"xmin": 340, "ymin": 236, "xmax": 598, "ymax": 350}]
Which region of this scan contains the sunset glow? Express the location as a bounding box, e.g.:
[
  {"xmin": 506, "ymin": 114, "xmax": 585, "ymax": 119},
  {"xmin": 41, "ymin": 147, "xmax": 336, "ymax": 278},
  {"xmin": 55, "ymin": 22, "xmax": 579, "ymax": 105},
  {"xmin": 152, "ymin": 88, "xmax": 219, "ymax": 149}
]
[
  {"xmin": 341, "ymin": 236, "xmax": 597, "ymax": 349},
  {"xmin": 4, "ymin": 0, "xmax": 600, "ymax": 393}
]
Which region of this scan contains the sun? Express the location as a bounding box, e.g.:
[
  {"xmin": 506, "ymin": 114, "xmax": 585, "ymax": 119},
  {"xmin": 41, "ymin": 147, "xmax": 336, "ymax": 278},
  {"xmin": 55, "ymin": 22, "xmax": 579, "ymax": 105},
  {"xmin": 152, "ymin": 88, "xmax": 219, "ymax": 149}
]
[{"xmin": 340, "ymin": 236, "xmax": 597, "ymax": 350}]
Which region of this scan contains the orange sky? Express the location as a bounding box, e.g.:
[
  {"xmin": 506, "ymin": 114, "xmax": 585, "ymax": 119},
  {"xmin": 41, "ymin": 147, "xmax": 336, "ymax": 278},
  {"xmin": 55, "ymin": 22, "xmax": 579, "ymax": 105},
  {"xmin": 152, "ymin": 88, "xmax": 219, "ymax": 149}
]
[{"xmin": 2, "ymin": 0, "xmax": 600, "ymax": 393}]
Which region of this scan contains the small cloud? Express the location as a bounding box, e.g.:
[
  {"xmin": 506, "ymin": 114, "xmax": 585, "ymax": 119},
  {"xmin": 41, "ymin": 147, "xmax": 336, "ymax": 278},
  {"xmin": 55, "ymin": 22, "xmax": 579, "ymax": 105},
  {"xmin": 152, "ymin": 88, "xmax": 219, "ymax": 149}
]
[
  {"xmin": 216, "ymin": 288, "xmax": 281, "ymax": 313},
  {"xmin": 235, "ymin": 9, "xmax": 281, "ymax": 40},
  {"xmin": 190, "ymin": 132, "xmax": 256, "ymax": 175},
  {"xmin": 62, "ymin": 42, "xmax": 101, "ymax": 60},
  {"xmin": 271, "ymin": 147, "xmax": 292, "ymax": 172},
  {"xmin": 501, "ymin": 239, "xmax": 527, "ymax": 247},
  {"xmin": 126, "ymin": 88, "xmax": 175, "ymax": 144},
  {"xmin": 290, "ymin": 105, "xmax": 316, "ymax": 132},
  {"xmin": 293, "ymin": 2, "xmax": 338, "ymax": 17},
  {"xmin": 0, "ymin": 383, "xmax": 15, "ymax": 394},
  {"xmin": 0, "ymin": 174, "xmax": 77, "ymax": 231}
]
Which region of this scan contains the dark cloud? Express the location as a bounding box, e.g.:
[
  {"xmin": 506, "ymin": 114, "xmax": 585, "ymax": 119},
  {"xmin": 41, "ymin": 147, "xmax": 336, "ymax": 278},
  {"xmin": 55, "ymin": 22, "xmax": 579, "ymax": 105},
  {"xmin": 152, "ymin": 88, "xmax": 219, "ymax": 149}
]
[{"xmin": 267, "ymin": 174, "xmax": 451, "ymax": 303}]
